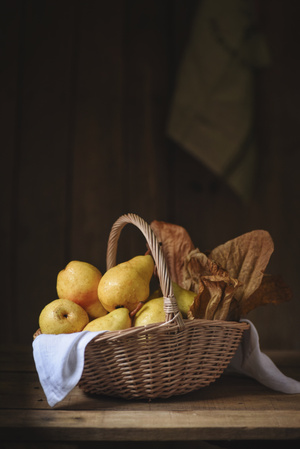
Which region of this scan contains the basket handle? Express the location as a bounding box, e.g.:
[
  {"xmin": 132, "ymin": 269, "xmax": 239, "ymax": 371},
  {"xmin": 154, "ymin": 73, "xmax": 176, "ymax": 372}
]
[{"xmin": 106, "ymin": 213, "xmax": 185, "ymax": 329}]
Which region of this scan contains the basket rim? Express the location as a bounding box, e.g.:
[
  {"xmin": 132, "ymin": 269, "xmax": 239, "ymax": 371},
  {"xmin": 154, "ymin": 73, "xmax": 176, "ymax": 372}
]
[
  {"xmin": 90, "ymin": 317, "xmax": 250, "ymax": 343},
  {"xmin": 33, "ymin": 319, "xmax": 249, "ymax": 342}
]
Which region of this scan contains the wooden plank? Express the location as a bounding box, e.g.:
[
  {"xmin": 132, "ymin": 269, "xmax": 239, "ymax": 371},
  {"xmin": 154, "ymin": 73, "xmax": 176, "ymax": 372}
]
[
  {"xmin": 1, "ymin": 348, "xmax": 300, "ymax": 441},
  {"xmin": 69, "ymin": 0, "xmax": 126, "ymax": 272},
  {"xmin": 8, "ymin": 1, "xmax": 77, "ymax": 345},
  {"xmin": 117, "ymin": 0, "xmax": 171, "ymax": 257},
  {"xmin": 0, "ymin": 1, "xmax": 22, "ymax": 345},
  {"xmin": 1, "ymin": 354, "xmax": 300, "ymax": 412},
  {"xmin": 1, "ymin": 408, "xmax": 300, "ymax": 441},
  {"xmin": 246, "ymin": 0, "xmax": 300, "ymax": 353},
  {"xmin": 0, "ymin": 346, "xmax": 35, "ymax": 372},
  {"xmin": 68, "ymin": 0, "xmax": 171, "ymax": 269},
  {"xmin": 113, "ymin": 0, "xmax": 189, "ymax": 264}
]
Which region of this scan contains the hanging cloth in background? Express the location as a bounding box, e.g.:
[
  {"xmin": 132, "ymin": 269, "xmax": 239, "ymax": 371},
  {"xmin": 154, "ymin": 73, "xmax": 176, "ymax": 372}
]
[{"xmin": 167, "ymin": 0, "xmax": 270, "ymax": 199}]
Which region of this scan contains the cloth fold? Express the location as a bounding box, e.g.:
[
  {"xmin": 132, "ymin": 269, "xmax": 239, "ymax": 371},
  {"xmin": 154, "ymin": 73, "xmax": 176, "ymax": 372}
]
[
  {"xmin": 32, "ymin": 320, "xmax": 300, "ymax": 407},
  {"xmin": 167, "ymin": 0, "xmax": 270, "ymax": 199},
  {"xmin": 33, "ymin": 331, "xmax": 104, "ymax": 407},
  {"xmin": 225, "ymin": 320, "xmax": 300, "ymax": 394}
]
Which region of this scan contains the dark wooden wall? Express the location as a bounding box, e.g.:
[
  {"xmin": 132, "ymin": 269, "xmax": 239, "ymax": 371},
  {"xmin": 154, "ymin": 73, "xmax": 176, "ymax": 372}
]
[{"xmin": 1, "ymin": 0, "xmax": 300, "ymax": 349}]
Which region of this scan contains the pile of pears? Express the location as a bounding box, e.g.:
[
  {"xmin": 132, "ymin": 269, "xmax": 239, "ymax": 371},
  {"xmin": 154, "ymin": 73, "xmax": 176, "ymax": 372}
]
[{"xmin": 38, "ymin": 254, "xmax": 196, "ymax": 335}]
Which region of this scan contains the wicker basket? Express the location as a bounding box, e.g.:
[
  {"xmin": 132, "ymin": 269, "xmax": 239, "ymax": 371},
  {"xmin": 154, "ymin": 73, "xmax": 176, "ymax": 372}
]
[{"xmin": 78, "ymin": 213, "xmax": 249, "ymax": 400}]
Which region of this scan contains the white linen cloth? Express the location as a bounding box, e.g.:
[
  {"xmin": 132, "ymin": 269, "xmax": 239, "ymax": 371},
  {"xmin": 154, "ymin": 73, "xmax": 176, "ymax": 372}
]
[
  {"xmin": 32, "ymin": 320, "xmax": 300, "ymax": 407},
  {"xmin": 32, "ymin": 330, "xmax": 104, "ymax": 407},
  {"xmin": 225, "ymin": 320, "xmax": 300, "ymax": 394}
]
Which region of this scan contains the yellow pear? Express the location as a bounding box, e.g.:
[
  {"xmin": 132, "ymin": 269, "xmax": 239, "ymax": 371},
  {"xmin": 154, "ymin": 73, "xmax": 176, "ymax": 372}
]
[
  {"xmin": 133, "ymin": 297, "xmax": 166, "ymax": 327},
  {"xmin": 83, "ymin": 307, "xmax": 131, "ymax": 332},
  {"xmin": 145, "ymin": 282, "xmax": 195, "ymax": 318},
  {"xmin": 56, "ymin": 260, "xmax": 107, "ymax": 319},
  {"xmin": 134, "ymin": 282, "xmax": 196, "ymax": 327},
  {"xmin": 172, "ymin": 282, "xmax": 196, "ymax": 317},
  {"xmin": 39, "ymin": 298, "xmax": 89, "ymax": 334},
  {"xmin": 97, "ymin": 255, "xmax": 154, "ymax": 312}
]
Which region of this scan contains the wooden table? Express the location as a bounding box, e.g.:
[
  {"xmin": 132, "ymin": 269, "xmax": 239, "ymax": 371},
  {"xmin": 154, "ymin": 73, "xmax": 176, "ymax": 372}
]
[{"xmin": 1, "ymin": 346, "xmax": 300, "ymax": 449}]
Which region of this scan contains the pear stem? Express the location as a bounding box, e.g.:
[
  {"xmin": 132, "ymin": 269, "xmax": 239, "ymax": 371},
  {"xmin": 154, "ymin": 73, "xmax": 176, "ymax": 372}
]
[{"xmin": 130, "ymin": 301, "xmax": 145, "ymax": 318}]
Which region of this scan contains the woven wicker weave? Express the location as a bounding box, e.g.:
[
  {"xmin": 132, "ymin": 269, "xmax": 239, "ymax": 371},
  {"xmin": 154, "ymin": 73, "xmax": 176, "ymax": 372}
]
[{"xmin": 78, "ymin": 213, "xmax": 249, "ymax": 399}]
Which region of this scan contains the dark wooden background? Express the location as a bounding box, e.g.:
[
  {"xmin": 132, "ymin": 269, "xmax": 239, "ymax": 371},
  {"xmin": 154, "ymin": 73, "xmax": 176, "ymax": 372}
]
[{"xmin": 1, "ymin": 0, "xmax": 300, "ymax": 349}]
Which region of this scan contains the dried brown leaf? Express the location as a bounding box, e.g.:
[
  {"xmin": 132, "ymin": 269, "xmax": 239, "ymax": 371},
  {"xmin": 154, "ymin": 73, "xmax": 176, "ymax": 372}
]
[
  {"xmin": 150, "ymin": 221, "xmax": 291, "ymax": 321},
  {"xmin": 213, "ymin": 277, "xmax": 240, "ymax": 320},
  {"xmin": 228, "ymin": 273, "xmax": 293, "ymax": 319},
  {"xmin": 209, "ymin": 230, "xmax": 274, "ymax": 304},
  {"xmin": 150, "ymin": 220, "xmax": 195, "ymax": 286},
  {"xmin": 185, "ymin": 249, "xmax": 241, "ymax": 320},
  {"xmin": 188, "ymin": 280, "xmax": 210, "ymax": 320}
]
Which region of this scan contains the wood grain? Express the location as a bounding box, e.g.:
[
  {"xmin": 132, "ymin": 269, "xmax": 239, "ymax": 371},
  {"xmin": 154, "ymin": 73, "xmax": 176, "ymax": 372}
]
[
  {"xmin": 1, "ymin": 408, "xmax": 300, "ymax": 441},
  {"xmin": 0, "ymin": 0, "xmax": 23, "ymax": 347},
  {"xmin": 1, "ymin": 346, "xmax": 300, "ymax": 443}
]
